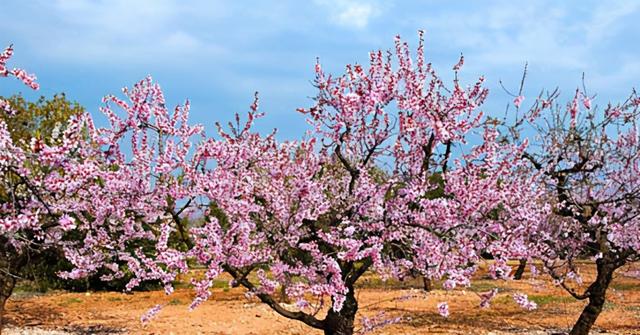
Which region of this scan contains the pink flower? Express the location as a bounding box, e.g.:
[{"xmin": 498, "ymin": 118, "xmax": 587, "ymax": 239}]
[
  {"xmin": 0, "ymin": 45, "xmax": 39, "ymax": 90},
  {"xmin": 11, "ymin": 68, "xmax": 39, "ymax": 90},
  {"xmin": 593, "ymin": 252, "xmax": 603, "ymax": 260},
  {"xmin": 360, "ymin": 312, "xmax": 403, "ymax": 333},
  {"xmin": 606, "ymin": 108, "xmax": 621, "ymax": 119},
  {"xmin": 58, "ymin": 215, "xmax": 76, "ymax": 231},
  {"xmin": 569, "ymin": 90, "xmax": 580, "ymax": 125},
  {"xmin": 141, "ymin": 304, "xmax": 163, "ymax": 324},
  {"xmin": 437, "ymin": 302, "xmax": 449, "ymax": 318},
  {"xmin": 479, "ymin": 288, "xmax": 498, "ymax": 308},
  {"xmin": 514, "ymin": 95, "xmax": 525, "ymax": 108},
  {"xmin": 452, "ymin": 54, "xmax": 464, "ymax": 71},
  {"xmin": 513, "ymin": 293, "xmax": 537, "ymax": 311},
  {"xmin": 0, "ymin": 99, "xmax": 16, "ymax": 115},
  {"xmin": 442, "ymin": 279, "xmax": 456, "ymax": 290}
]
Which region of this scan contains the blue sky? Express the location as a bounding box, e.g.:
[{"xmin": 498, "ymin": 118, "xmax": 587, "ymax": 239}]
[{"xmin": 1, "ymin": 0, "xmax": 640, "ymax": 139}]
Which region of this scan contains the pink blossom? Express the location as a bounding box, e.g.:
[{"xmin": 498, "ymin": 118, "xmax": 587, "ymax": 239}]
[
  {"xmin": 452, "ymin": 54, "xmax": 464, "ymax": 71},
  {"xmin": 58, "ymin": 215, "xmax": 76, "ymax": 231},
  {"xmin": 359, "ymin": 312, "xmax": 403, "ymax": 334},
  {"xmin": 11, "ymin": 68, "xmax": 39, "ymax": 90},
  {"xmin": 479, "ymin": 288, "xmax": 499, "ymax": 308},
  {"xmin": 514, "ymin": 95, "xmax": 525, "ymax": 108},
  {"xmin": 0, "ymin": 99, "xmax": 16, "ymax": 115},
  {"xmin": 437, "ymin": 302, "xmax": 449, "ymax": 318},
  {"xmin": 513, "ymin": 293, "xmax": 537, "ymax": 311},
  {"xmin": 140, "ymin": 304, "xmax": 163, "ymax": 324}
]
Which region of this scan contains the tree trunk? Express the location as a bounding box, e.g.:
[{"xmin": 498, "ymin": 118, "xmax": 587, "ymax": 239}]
[
  {"xmin": 0, "ymin": 294, "xmax": 6, "ymax": 335},
  {"xmin": 513, "ymin": 259, "xmax": 527, "ymax": 280},
  {"xmin": 0, "ymin": 273, "xmax": 16, "ymax": 333},
  {"xmin": 569, "ymin": 259, "xmax": 615, "ymax": 335},
  {"xmin": 323, "ymin": 286, "xmax": 357, "ymax": 335},
  {"xmin": 422, "ymin": 276, "xmax": 432, "ymax": 291}
]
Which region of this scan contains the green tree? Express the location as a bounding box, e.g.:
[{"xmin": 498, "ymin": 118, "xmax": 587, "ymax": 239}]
[{"xmin": 0, "ymin": 93, "xmax": 84, "ymax": 148}]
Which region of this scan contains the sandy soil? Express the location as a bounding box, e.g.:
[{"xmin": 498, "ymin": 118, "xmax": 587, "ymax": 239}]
[{"xmin": 4, "ymin": 264, "xmax": 640, "ymax": 334}]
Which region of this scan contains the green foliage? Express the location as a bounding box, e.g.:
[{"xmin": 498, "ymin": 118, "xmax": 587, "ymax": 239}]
[
  {"xmin": 0, "ymin": 93, "xmax": 84, "ymax": 148},
  {"xmin": 209, "ymin": 202, "xmax": 230, "ymax": 229},
  {"xmin": 0, "ymin": 93, "xmax": 85, "ymax": 202},
  {"xmin": 424, "ymin": 173, "xmax": 446, "ymax": 200}
]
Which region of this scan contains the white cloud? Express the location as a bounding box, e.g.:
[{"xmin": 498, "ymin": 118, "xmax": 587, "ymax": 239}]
[
  {"xmin": 4, "ymin": 0, "xmax": 638, "ymax": 105},
  {"xmin": 9, "ymin": 0, "xmax": 229, "ymax": 64},
  {"xmin": 416, "ymin": 1, "xmax": 639, "ymax": 72},
  {"xmin": 335, "ymin": 3, "xmax": 375, "ymax": 28},
  {"xmin": 315, "ymin": 0, "xmax": 381, "ymax": 29},
  {"xmin": 584, "ymin": 1, "xmax": 640, "ymax": 42}
]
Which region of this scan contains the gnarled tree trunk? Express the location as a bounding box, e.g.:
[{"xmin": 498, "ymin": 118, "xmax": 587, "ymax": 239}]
[
  {"xmin": 0, "ymin": 269, "xmax": 17, "ymax": 332},
  {"xmin": 569, "ymin": 258, "xmax": 615, "ymax": 335},
  {"xmin": 513, "ymin": 259, "xmax": 527, "ymax": 280},
  {"xmin": 0, "ymin": 249, "xmax": 25, "ymax": 333},
  {"xmin": 422, "ymin": 276, "xmax": 432, "ymax": 291},
  {"xmin": 323, "ymin": 286, "xmax": 358, "ymax": 335}
]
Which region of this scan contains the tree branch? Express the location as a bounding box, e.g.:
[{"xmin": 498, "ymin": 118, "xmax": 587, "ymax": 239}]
[{"xmin": 224, "ymin": 265, "xmax": 326, "ymax": 330}]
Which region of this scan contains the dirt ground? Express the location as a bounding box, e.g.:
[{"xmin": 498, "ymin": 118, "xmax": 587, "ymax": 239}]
[{"xmin": 4, "ymin": 263, "xmax": 640, "ymax": 335}]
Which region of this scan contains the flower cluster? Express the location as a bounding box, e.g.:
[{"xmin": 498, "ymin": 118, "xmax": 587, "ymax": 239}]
[
  {"xmin": 0, "ymin": 45, "xmax": 39, "ymax": 115},
  {"xmin": 513, "ymin": 293, "xmax": 537, "ymax": 311}
]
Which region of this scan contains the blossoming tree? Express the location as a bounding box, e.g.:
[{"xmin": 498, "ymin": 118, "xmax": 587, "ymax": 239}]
[
  {"xmin": 507, "ymin": 86, "xmax": 640, "ymax": 335},
  {"xmin": 0, "ymin": 44, "xmax": 84, "ymax": 323},
  {"xmin": 0, "ymin": 46, "xmax": 199, "ymax": 327},
  {"xmin": 1, "ymin": 45, "xmax": 41, "ymax": 316},
  {"xmin": 61, "ymin": 34, "xmax": 543, "ymax": 335}
]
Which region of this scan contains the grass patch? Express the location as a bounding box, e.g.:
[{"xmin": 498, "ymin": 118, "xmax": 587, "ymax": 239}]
[
  {"xmin": 355, "ymin": 276, "xmax": 427, "ymax": 289},
  {"xmin": 211, "ymin": 279, "xmax": 229, "ymax": 289},
  {"xmin": 493, "ymin": 294, "xmax": 575, "ymax": 307},
  {"xmin": 173, "ymin": 278, "xmax": 229, "ymax": 289},
  {"xmin": 173, "ymin": 281, "xmax": 190, "ymax": 289},
  {"xmin": 603, "ymin": 301, "xmax": 617, "ymax": 311},
  {"xmin": 58, "ymin": 297, "xmax": 83, "ymax": 307},
  {"xmin": 528, "ymin": 295, "xmax": 576, "ymax": 306},
  {"xmin": 611, "ymin": 282, "xmax": 640, "ymax": 291},
  {"xmin": 467, "ymin": 281, "xmax": 504, "ymax": 292},
  {"xmin": 14, "ymin": 281, "xmax": 49, "ymax": 294},
  {"xmin": 624, "ymin": 305, "xmax": 640, "ymax": 312},
  {"xmin": 168, "ymin": 298, "xmax": 183, "ymax": 305}
]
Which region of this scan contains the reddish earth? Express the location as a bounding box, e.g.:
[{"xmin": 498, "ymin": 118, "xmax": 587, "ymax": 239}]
[{"xmin": 4, "ymin": 263, "xmax": 640, "ymax": 334}]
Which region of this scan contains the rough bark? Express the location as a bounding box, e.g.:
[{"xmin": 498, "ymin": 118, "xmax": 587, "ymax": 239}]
[
  {"xmin": 0, "ymin": 272, "xmax": 16, "ymax": 333},
  {"xmin": 0, "ymin": 298, "xmax": 4, "ymax": 335},
  {"xmin": 513, "ymin": 259, "xmax": 527, "ymax": 280},
  {"xmin": 422, "ymin": 276, "xmax": 432, "ymax": 291},
  {"xmin": 323, "ymin": 286, "xmax": 358, "ymax": 335},
  {"xmin": 569, "ymin": 258, "xmax": 615, "ymax": 335},
  {"xmin": 0, "ymin": 292, "xmax": 7, "ymax": 334}
]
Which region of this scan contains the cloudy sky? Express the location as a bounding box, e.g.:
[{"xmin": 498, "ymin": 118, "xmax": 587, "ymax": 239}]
[{"xmin": 1, "ymin": 0, "xmax": 639, "ymax": 138}]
